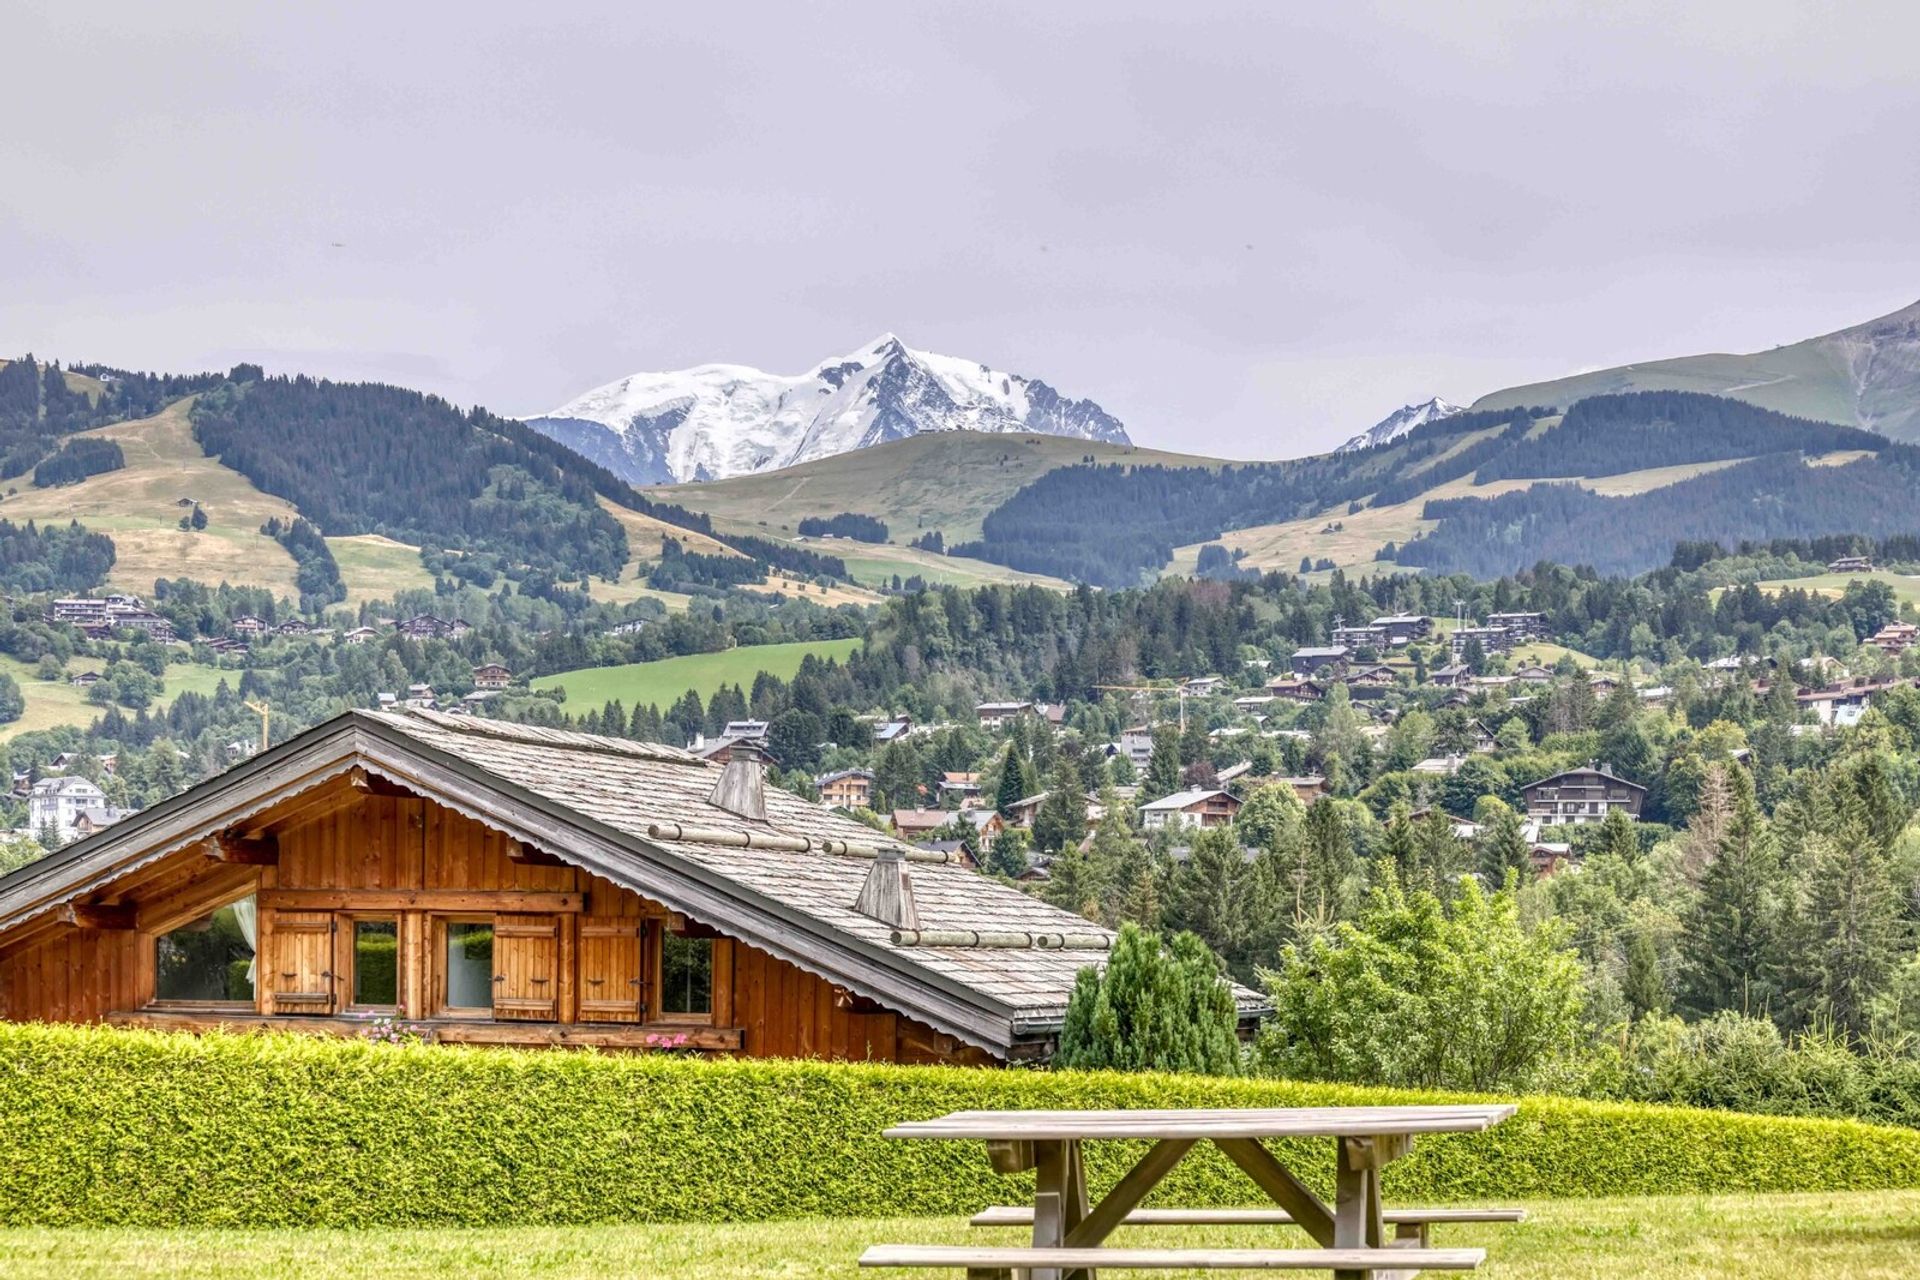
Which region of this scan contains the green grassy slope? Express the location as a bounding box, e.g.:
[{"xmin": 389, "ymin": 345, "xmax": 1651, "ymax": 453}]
[
  {"xmin": 1472, "ymin": 298, "xmax": 1920, "ymax": 438},
  {"xmin": 648, "ymin": 430, "xmax": 1234, "ymax": 547},
  {"xmin": 531, "ymin": 638, "xmax": 862, "ymax": 710}
]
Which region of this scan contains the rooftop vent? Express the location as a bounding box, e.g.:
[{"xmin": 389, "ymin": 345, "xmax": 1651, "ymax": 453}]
[
  {"xmin": 852, "ymin": 846, "xmax": 920, "ymax": 930},
  {"xmin": 708, "ymin": 742, "xmax": 768, "ymax": 821}
]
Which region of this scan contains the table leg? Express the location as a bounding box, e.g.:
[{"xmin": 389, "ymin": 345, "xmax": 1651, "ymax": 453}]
[
  {"xmin": 1332, "ymin": 1136, "xmax": 1399, "ymax": 1280},
  {"xmin": 1029, "ymin": 1139, "xmax": 1069, "ymax": 1280}
]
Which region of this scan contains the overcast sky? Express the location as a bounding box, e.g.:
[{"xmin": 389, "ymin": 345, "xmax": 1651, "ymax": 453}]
[{"xmin": 3, "ymin": 2, "xmax": 1917, "ymax": 458}]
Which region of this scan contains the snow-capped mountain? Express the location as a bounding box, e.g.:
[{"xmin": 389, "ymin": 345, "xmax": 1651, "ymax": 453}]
[
  {"xmin": 1336, "ymin": 397, "xmax": 1464, "ymax": 453},
  {"xmin": 522, "ymin": 335, "xmax": 1131, "ymax": 484}
]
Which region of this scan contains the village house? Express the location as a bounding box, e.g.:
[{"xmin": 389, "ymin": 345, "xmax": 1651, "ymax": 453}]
[
  {"xmin": 1277, "ymin": 775, "xmax": 1330, "ymax": 804},
  {"xmin": 871, "ymin": 714, "xmax": 914, "ymax": 744},
  {"xmin": 0, "ymin": 711, "xmax": 1260, "ymax": 1064},
  {"xmin": 1521, "ymin": 763, "xmax": 1647, "ymax": 825},
  {"xmin": 1428, "ymin": 663, "xmax": 1473, "ymax": 689},
  {"xmin": 403, "ymin": 683, "xmax": 436, "ymax": 710},
  {"xmin": 1180, "ymin": 675, "xmax": 1225, "ymax": 696},
  {"xmin": 1411, "ymin": 755, "xmax": 1468, "ymax": 776},
  {"xmin": 228, "ymin": 615, "xmax": 270, "ymax": 637},
  {"xmin": 1868, "ymin": 623, "xmax": 1920, "ymax": 655},
  {"xmin": 68, "ymin": 671, "xmax": 101, "ymax": 688},
  {"xmin": 1232, "ymin": 694, "xmax": 1275, "ymax": 716},
  {"xmin": 1797, "ymin": 676, "xmax": 1905, "ymax": 726},
  {"xmin": 28, "ymin": 776, "xmax": 111, "ymax": 842},
  {"xmin": 275, "ymin": 619, "xmax": 312, "ymax": 638},
  {"xmin": 1449, "ymin": 625, "xmax": 1512, "ymax": 658},
  {"xmin": 205, "ymin": 637, "xmax": 249, "ymax": 656},
  {"xmin": 1511, "ymin": 665, "xmax": 1555, "ymax": 684},
  {"xmin": 1827, "ymin": 555, "xmax": 1875, "ymax": 574},
  {"xmin": 690, "ymin": 735, "xmax": 771, "ymax": 766},
  {"xmin": 1330, "ymin": 623, "xmax": 1391, "ymax": 651},
  {"xmin": 1114, "ymin": 727, "xmax": 1156, "ymax": 768},
  {"xmin": 1287, "ymin": 645, "xmax": 1350, "ymax": 677},
  {"xmin": 397, "ymin": 615, "xmax": 471, "ymax": 641},
  {"xmin": 974, "ymin": 701, "xmax": 1034, "ymax": 729},
  {"xmin": 890, "ymin": 808, "xmax": 951, "ymax": 842},
  {"xmin": 936, "ymin": 772, "xmax": 983, "ymax": 805},
  {"xmin": 814, "ymin": 769, "xmax": 875, "ymax": 809},
  {"xmin": 1138, "ymin": 788, "xmax": 1242, "ymax": 831},
  {"xmin": 342, "ymin": 626, "xmax": 379, "ymax": 646},
  {"xmin": 1003, "ymin": 793, "xmax": 1048, "ymax": 830},
  {"xmin": 1372, "ymin": 614, "xmax": 1433, "ymax": 646},
  {"xmin": 1342, "ymin": 665, "xmax": 1398, "ymax": 697},
  {"xmin": 1468, "ymin": 719, "xmax": 1500, "ymax": 753},
  {"xmin": 1486, "ymin": 612, "xmax": 1548, "ymax": 641},
  {"xmin": 1265, "ymin": 676, "xmax": 1326, "ymax": 703},
  {"xmin": 470, "ymin": 664, "xmax": 513, "ymax": 691}
]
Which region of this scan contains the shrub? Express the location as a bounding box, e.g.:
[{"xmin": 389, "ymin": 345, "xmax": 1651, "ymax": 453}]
[
  {"xmin": 2, "ymin": 1023, "xmax": 1919, "ymax": 1227},
  {"xmin": 1057, "ymin": 924, "xmax": 1241, "ymax": 1075}
]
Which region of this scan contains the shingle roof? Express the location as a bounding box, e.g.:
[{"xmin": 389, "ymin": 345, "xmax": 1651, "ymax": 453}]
[{"xmin": 0, "ymin": 709, "xmax": 1267, "ymax": 1055}]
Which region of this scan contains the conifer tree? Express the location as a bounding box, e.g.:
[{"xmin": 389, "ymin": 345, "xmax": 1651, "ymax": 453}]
[
  {"xmin": 1032, "ymin": 754, "xmax": 1088, "ymax": 853},
  {"xmin": 1143, "ymin": 723, "xmax": 1181, "ymax": 801},
  {"xmin": 1800, "ymin": 793, "xmax": 1903, "ymax": 1040},
  {"xmin": 1378, "ymin": 801, "xmax": 1417, "ymax": 877},
  {"xmin": 1056, "ymin": 924, "xmax": 1241, "ymax": 1075},
  {"xmin": 994, "ymin": 742, "xmax": 1031, "ymax": 819},
  {"xmin": 1679, "ymin": 767, "xmax": 1784, "ymax": 1018},
  {"xmin": 1622, "ymin": 930, "xmax": 1668, "ymax": 1020},
  {"xmin": 1477, "ymin": 799, "xmax": 1532, "ymax": 885}
]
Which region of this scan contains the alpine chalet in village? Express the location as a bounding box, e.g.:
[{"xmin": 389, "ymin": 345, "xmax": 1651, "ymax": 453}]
[{"xmin": 0, "ymin": 710, "xmax": 1262, "ymax": 1063}]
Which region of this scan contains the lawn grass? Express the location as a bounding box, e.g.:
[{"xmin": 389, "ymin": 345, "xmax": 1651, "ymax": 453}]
[
  {"xmin": 0, "ymin": 653, "xmax": 234, "ymax": 742},
  {"xmin": 1747, "ymin": 569, "xmax": 1920, "ymax": 609},
  {"xmin": 0, "ymin": 1191, "xmax": 1912, "ymax": 1278},
  {"xmin": 531, "ymin": 638, "xmax": 863, "ymax": 710},
  {"xmin": 324, "ymin": 534, "xmax": 436, "ymax": 605}
]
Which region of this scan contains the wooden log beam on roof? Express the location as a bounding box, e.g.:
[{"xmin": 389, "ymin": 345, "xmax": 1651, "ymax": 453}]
[{"xmin": 57, "ymin": 902, "xmax": 135, "ymax": 931}]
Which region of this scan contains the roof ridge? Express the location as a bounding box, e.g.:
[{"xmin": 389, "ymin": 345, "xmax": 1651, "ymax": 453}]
[{"xmin": 377, "ymin": 707, "xmax": 705, "ymax": 765}]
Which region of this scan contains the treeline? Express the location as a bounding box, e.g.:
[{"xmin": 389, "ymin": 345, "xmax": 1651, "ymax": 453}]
[
  {"xmin": 1393, "ymin": 450, "xmax": 1920, "ymax": 578},
  {"xmin": 796, "ymin": 512, "xmax": 887, "ymax": 542},
  {"xmin": 0, "ymin": 520, "xmax": 116, "ymax": 594},
  {"xmin": 0, "ymin": 355, "xmax": 228, "ymax": 480},
  {"xmin": 1474, "ymin": 391, "xmax": 1881, "ymax": 482},
  {"xmin": 1366, "ymin": 409, "xmax": 1539, "ymax": 506},
  {"xmin": 260, "ymin": 517, "xmax": 345, "ymax": 608},
  {"xmin": 646, "ymin": 536, "xmax": 766, "ymax": 591},
  {"xmin": 191, "ymin": 377, "xmax": 631, "ymax": 584},
  {"xmin": 30, "ymin": 438, "xmax": 124, "ymax": 487}
]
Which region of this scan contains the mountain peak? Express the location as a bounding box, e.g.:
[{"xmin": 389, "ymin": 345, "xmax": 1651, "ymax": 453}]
[
  {"xmin": 1336, "ymin": 397, "xmax": 1464, "ymax": 453},
  {"xmin": 523, "ymin": 338, "xmax": 1130, "ymax": 485}
]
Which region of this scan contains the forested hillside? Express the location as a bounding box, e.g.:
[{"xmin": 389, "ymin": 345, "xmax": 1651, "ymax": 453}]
[
  {"xmin": 1394, "ymin": 448, "xmax": 1920, "ymax": 578},
  {"xmin": 954, "ymin": 392, "xmax": 1899, "ymax": 585}
]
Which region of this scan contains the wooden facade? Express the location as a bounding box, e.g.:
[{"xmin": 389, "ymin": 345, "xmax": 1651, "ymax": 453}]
[{"xmin": 0, "ymin": 778, "xmax": 990, "ymax": 1064}]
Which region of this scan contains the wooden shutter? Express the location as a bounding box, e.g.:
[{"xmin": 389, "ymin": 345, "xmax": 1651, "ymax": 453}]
[
  {"xmin": 578, "ymin": 918, "xmax": 645, "ymax": 1022},
  {"xmin": 268, "ymin": 911, "xmax": 335, "ymax": 1014},
  {"xmin": 493, "ymin": 914, "xmax": 559, "ymax": 1021}
]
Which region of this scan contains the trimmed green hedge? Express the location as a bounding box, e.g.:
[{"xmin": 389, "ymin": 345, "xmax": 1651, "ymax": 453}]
[{"xmin": 1, "ymin": 1022, "xmax": 1918, "ymax": 1227}]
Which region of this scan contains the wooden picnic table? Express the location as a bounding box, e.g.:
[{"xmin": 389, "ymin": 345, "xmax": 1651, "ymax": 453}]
[{"xmin": 871, "ymin": 1104, "xmax": 1518, "ymax": 1280}]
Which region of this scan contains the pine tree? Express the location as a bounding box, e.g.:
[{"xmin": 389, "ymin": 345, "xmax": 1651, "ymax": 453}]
[
  {"xmin": 1143, "ymin": 723, "xmax": 1181, "ymax": 801},
  {"xmin": 1622, "ymin": 930, "xmax": 1668, "ymax": 1020},
  {"xmin": 1300, "ymin": 798, "xmax": 1356, "ymax": 921},
  {"xmin": 1801, "ymin": 795, "xmax": 1903, "ymax": 1040},
  {"xmin": 1477, "ymin": 799, "xmax": 1532, "ymax": 886},
  {"xmin": 1031, "ymin": 755, "xmax": 1088, "ymax": 853},
  {"xmin": 1056, "ymin": 924, "xmax": 1241, "ymax": 1075},
  {"xmin": 994, "ymin": 742, "xmax": 1031, "ymax": 819},
  {"xmin": 1678, "ymin": 768, "xmax": 1783, "ymax": 1018},
  {"xmin": 1594, "ymin": 808, "xmax": 1639, "ymax": 864},
  {"xmin": 1041, "ymin": 843, "xmax": 1099, "ymax": 919},
  {"xmin": 1164, "ymin": 825, "xmax": 1254, "ymax": 978},
  {"xmin": 1378, "ymin": 801, "xmax": 1416, "ymax": 877}
]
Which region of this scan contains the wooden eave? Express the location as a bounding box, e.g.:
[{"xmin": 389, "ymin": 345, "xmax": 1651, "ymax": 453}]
[{"xmin": 0, "ymin": 711, "xmax": 1028, "ymax": 1056}]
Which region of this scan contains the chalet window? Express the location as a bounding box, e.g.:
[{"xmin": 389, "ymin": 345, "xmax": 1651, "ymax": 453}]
[
  {"xmin": 660, "ymin": 932, "xmax": 713, "ymax": 1017},
  {"xmin": 442, "ymin": 920, "xmax": 494, "ymax": 1012},
  {"xmin": 154, "ymin": 897, "xmax": 257, "ymax": 1003},
  {"xmin": 350, "ymin": 918, "xmax": 399, "ymax": 1009}
]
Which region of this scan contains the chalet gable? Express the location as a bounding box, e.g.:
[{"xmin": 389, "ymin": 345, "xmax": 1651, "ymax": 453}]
[{"xmin": 0, "ymin": 710, "xmax": 1169, "ymax": 1058}]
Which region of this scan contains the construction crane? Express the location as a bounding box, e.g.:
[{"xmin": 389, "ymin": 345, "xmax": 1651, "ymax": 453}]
[
  {"xmin": 1093, "ymin": 682, "xmax": 1195, "ymax": 732},
  {"xmin": 244, "ymin": 699, "xmax": 271, "ymax": 755}
]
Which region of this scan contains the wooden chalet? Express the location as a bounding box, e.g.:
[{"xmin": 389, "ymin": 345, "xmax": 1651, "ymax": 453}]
[
  {"xmin": 471, "ymin": 663, "xmax": 513, "ymax": 690},
  {"xmin": 1521, "ymin": 763, "xmax": 1647, "ymax": 825},
  {"xmin": 0, "ymin": 710, "xmax": 1195, "ymax": 1064},
  {"xmin": 814, "ymin": 769, "xmax": 875, "ymax": 809}
]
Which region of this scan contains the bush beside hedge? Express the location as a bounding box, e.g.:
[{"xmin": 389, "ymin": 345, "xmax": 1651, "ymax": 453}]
[{"xmin": 1, "ymin": 1022, "xmax": 1918, "ymax": 1227}]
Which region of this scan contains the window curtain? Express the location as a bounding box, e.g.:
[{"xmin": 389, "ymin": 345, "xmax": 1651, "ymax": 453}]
[{"xmin": 231, "ymin": 895, "xmax": 259, "ymax": 988}]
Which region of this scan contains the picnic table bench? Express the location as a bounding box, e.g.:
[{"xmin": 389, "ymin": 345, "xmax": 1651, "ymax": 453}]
[{"xmin": 859, "ymin": 1104, "xmax": 1520, "ymax": 1280}]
